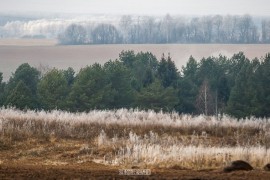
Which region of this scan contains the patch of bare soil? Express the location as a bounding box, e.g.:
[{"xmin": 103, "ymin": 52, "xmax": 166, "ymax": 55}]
[{"xmin": 1, "ymin": 164, "xmax": 270, "ymax": 179}]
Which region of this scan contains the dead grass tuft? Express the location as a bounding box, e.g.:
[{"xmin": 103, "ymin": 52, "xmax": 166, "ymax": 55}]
[{"xmin": 0, "ymin": 108, "xmax": 270, "ymax": 169}]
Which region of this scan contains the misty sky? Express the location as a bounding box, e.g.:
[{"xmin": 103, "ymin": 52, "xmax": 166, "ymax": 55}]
[{"xmin": 1, "ymin": 0, "xmax": 270, "ymax": 16}]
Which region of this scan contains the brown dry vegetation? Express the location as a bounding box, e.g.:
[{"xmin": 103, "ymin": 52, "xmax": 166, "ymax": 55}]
[
  {"xmin": 0, "ymin": 108, "xmax": 270, "ymax": 179},
  {"xmin": 0, "ymin": 139, "xmax": 270, "ymax": 179},
  {"xmin": 1, "ymin": 138, "xmax": 270, "ymax": 180}
]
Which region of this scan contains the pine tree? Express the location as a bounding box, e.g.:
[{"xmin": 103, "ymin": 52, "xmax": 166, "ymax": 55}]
[
  {"xmin": 5, "ymin": 80, "xmax": 36, "ymax": 109},
  {"xmin": 37, "ymin": 69, "xmax": 69, "ymax": 110},
  {"xmin": 67, "ymin": 63, "xmax": 108, "ymax": 111},
  {"xmin": 158, "ymin": 53, "xmax": 179, "ymax": 88},
  {"xmin": 5, "ymin": 63, "xmax": 40, "ymax": 109},
  {"xmin": 256, "ymin": 54, "xmax": 270, "ymax": 117},
  {"xmin": 103, "ymin": 60, "xmax": 134, "ymax": 109},
  {"xmin": 226, "ymin": 60, "xmax": 257, "ymax": 118},
  {"xmin": 136, "ymin": 80, "xmax": 178, "ymax": 112},
  {"xmin": 177, "ymin": 56, "xmax": 198, "ymax": 113}
]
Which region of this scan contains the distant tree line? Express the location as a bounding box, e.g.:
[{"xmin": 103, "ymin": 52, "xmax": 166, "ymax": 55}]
[
  {"xmin": 1, "ymin": 51, "xmax": 270, "ymax": 118},
  {"xmin": 58, "ymin": 14, "xmax": 270, "ymax": 44}
]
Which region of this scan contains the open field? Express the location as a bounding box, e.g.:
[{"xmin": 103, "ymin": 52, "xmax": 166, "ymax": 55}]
[
  {"xmin": 0, "ymin": 108, "xmax": 270, "ymax": 179},
  {"xmin": 1, "ymin": 39, "xmax": 270, "ymax": 81},
  {"xmin": 0, "ymin": 38, "xmax": 57, "ymax": 46}
]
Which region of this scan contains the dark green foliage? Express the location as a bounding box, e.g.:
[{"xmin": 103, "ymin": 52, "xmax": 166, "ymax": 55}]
[
  {"xmin": 136, "ymin": 80, "xmax": 178, "ymax": 112},
  {"xmin": 158, "ymin": 54, "xmax": 179, "ymax": 88},
  {"xmin": 182, "ymin": 56, "xmax": 198, "ymax": 80},
  {"xmin": 4, "ymin": 63, "xmax": 40, "ymax": 109},
  {"xmin": 217, "ymin": 75, "xmax": 230, "ymax": 112},
  {"xmin": 119, "ymin": 51, "xmax": 158, "ymax": 90},
  {"xmin": 226, "ymin": 60, "xmax": 258, "ymax": 118},
  {"xmin": 3, "ymin": 51, "xmax": 270, "ymax": 118},
  {"xmin": 103, "ymin": 60, "xmax": 134, "ymax": 109},
  {"xmin": 176, "ymin": 78, "xmax": 197, "ymax": 114},
  {"xmin": 119, "ymin": 50, "xmax": 136, "ymax": 68},
  {"xmin": 7, "ymin": 63, "xmax": 40, "ymax": 95},
  {"xmin": 176, "ymin": 56, "xmax": 199, "ymax": 113},
  {"xmin": 67, "ymin": 60, "xmax": 133, "ymax": 111},
  {"xmin": 63, "ymin": 67, "xmax": 75, "ymax": 86},
  {"xmin": 196, "ymin": 56, "xmax": 230, "ymax": 115},
  {"xmin": 134, "ymin": 52, "xmax": 158, "ymax": 87},
  {"xmin": 0, "ymin": 72, "xmax": 5, "ymax": 106},
  {"xmin": 254, "ymin": 54, "xmax": 270, "ymax": 117},
  {"xmin": 0, "ymin": 72, "xmax": 2, "ymax": 84},
  {"xmin": 67, "ymin": 63, "xmax": 107, "ymax": 111},
  {"xmin": 37, "ymin": 69, "xmax": 69, "ymax": 110},
  {"xmin": 5, "ymin": 81, "xmax": 36, "ymax": 109}
]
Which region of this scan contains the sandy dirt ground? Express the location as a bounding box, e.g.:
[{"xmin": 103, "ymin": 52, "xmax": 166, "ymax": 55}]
[
  {"xmin": 0, "ymin": 139, "xmax": 269, "ymax": 180},
  {"xmin": 1, "ymin": 39, "xmax": 270, "ymax": 81},
  {"xmin": 1, "ymin": 163, "xmax": 270, "ymax": 179}
]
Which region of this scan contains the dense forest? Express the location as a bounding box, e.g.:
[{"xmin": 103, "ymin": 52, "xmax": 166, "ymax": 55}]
[
  {"xmin": 58, "ymin": 14, "xmax": 270, "ymax": 44},
  {"xmin": 0, "ymin": 51, "xmax": 270, "ymax": 118}
]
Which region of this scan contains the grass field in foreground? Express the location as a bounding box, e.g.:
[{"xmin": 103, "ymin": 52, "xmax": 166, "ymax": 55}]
[{"xmin": 1, "ymin": 108, "xmax": 269, "ymax": 170}]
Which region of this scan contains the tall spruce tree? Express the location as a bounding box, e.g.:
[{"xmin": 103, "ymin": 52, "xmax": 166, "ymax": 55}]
[
  {"xmin": 103, "ymin": 60, "xmax": 134, "ymax": 109},
  {"xmin": 37, "ymin": 69, "xmax": 69, "ymax": 110},
  {"xmin": 226, "ymin": 60, "xmax": 257, "ymax": 118},
  {"xmin": 255, "ymin": 54, "xmax": 270, "ymax": 117},
  {"xmin": 136, "ymin": 80, "xmax": 178, "ymax": 112},
  {"xmin": 5, "ymin": 81, "xmax": 36, "ymax": 109},
  {"xmin": 5, "ymin": 63, "xmax": 40, "ymax": 109},
  {"xmin": 176, "ymin": 56, "xmax": 198, "ymax": 113},
  {"xmin": 67, "ymin": 63, "xmax": 108, "ymax": 111},
  {"xmin": 157, "ymin": 53, "xmax": 179, "ymax": 88}
]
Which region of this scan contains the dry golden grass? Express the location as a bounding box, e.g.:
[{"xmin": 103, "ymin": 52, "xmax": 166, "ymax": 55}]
[{"xmin": 0, "ymin": 108, "xmax": 270, "ymax": 170}]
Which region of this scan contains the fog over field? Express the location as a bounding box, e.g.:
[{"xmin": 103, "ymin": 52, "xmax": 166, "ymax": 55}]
[
  {"xmin": 1, "ymin": 0, "xmax": 270, "ymax": 41},
  {"xmin": 1, "ymin": 0, "xmax": 270, "ymax": 88},
  {"xmin": 0, "ymin": 15, "xmax": 121, "ymax": 38}
]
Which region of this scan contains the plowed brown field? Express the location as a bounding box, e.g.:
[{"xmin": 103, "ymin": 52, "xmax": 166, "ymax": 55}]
[
  {"xmin": 1, "ymin": 39, "xmax": 270, "ymax": 81},
  {"xmin": 0, "ymin": 139, "xmax": 269, "ymax": 180},
  {"xmin": 1, "ymin": 163, "xmax": 270, "ymax": 179}
]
